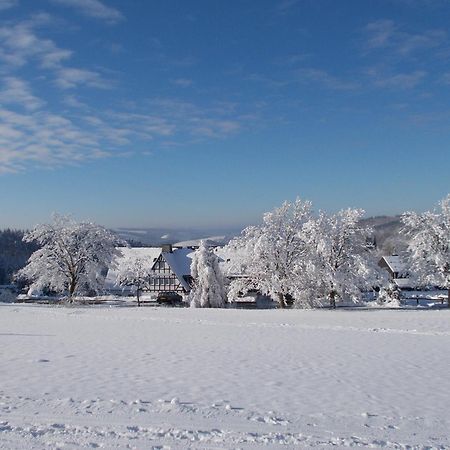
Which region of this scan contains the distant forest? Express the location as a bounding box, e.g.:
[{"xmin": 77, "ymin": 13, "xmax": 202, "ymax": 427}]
[
  {"xmin": 0, "ymin": 229, "xmax": 38, "ymax": 284},
  {"xmin": 360, "ymin": 216, "xmax": 405, "ymax": 255}
]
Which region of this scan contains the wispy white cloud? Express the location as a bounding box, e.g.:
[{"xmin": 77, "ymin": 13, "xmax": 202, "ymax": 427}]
[
  {"xmin": 0, "ymin": 88, "xmax": 253, "ymax": 174},
  {"xmin": 0, "ymin": 0, "xmax": 18, "ymax": 11},
  {"xmin": 110, "ymin": 111, "xmax": 176, "ymax": 138},
  {"xmin": 245, "ymin": 72, "xmax": 289, "ymax": 89},
  {"xmin": 364, "ymin": 19, "xmax": 446, "ymax": 56},
  {"xmin": 275, "ymin": 53, "xmax": 310, "ymax": 66},
  {"xmin": 62, "ymin": 94, "xmax": 89, "ymax": 109},
  {"xmin": 0, "ymin": 12, "xmax": 257, "ymax": 175},
  {"xmin": 439, "ymin": 72, "xmax": 450, "ymax": 85},
  {"xmin": 190, "ymin": 118, "xmax": 240, "ymax": 138},
  {"xmin": 366, "ymin": 67, "xmax": 427, "ymax": 89},
  {"xmin": 0, "ymin": 77, "xmax": 45, "ymax": 110},
  {"xmin": 48, "ymin": 0, "xmax": 124, "ymax": 24},
  {"xmin": 0, "ymin": 107, "xmax": 110, "ymax": 174},
  {"xmin": 141, "ymin": 98, "xmax": 245, "ymax": 139},
  {"xmin": 295, "ymin": 68, "xmax": 360, "ymax": 90},
  {"xmin": 386, "ymin": 0, "xmax": 449, "ymax": 8},
  {"xmin": 0, "ymin": 74, "xmax": 123, "ymax": 173},
  {"xmin": 0, "ymin": 16, "xmax": 72, "ymax": 69},
  {"xmin": 365, "ymin": 20, "xmax": 396, "ymax": 49},
  {"xmin": 0, "ymin": 16, "xmax": 114, "ymax": 92},
  {"xmin": 55, "ymin": 67, "xmax": 112, "ymax": 89},
  {"xmin": 276, "ymin": 0, "xmax": 300, "ymax": 14},
  {"xmin": 171, "ymin": 78, "xmax": 193, "ymax": 88}
]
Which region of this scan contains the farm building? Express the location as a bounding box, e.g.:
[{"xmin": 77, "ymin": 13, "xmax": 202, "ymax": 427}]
[
  {"xmin": 105, "ymin": 245, "xmax": 193, "ymax": 296},
  {"xmin": 104, "ymin": 244, "xmax": 276, "ymax": 308},
  {"xmin": 378, "ymin": 255, "xmax": 413, "ymax": 289}
]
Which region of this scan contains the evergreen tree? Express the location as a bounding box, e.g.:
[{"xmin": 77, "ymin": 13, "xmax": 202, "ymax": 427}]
[{"xmin": 190, "ymin": 241, "xmax": 227, "ymax": 308}]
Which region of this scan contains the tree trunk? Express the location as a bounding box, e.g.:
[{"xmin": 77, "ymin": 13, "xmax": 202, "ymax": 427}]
[
  {"xmin": 277, "ymin": 292, "xmax": 287, "ymax": 309},
  {"xmin": 329, "ymin": 291, "xmax": 336, "ymax": 309},
  {"xmin": 68, "ymin": 276, "xmax": 77, "ymax": 301},
  {"xmin": 137, "ymin": 287, "xmax": 141, "ymax": 307}
]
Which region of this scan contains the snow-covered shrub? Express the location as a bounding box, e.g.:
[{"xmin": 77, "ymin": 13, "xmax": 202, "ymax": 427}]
[{"xmin": 377, "ymin": 282, "xmax": 402, "ymax": 308}]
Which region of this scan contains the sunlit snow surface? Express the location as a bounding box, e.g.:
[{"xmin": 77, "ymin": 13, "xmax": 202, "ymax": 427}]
[{"xmin": 1, "ymin": 304, "xmax": 449, "ymax": 449}]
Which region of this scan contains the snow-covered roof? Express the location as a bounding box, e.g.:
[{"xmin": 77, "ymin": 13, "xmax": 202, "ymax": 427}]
[
  {"xmin": 174, "ymin": 236, "xmax": 229, "ymax": 248},
  {"xmin": 119, "ymin": 247, "xmax": 162, "ymax": 261},
  {"xmin": 381, "ymin": 256, "xmax": 407, "ymax": 275},
  {"xmin": 393, "ymin": 278, "xmax": 414, "ymax": 289},
  {"xmin": 162, "ymin": 248, "xmax": 194, "ymax": 291},
  {"xmin": 104, "ymin": 247, "xmax": 161, "ymax": 289}
]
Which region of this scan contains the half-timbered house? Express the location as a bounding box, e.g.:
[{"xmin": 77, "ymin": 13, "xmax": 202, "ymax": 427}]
[{"xmin": 105, "ymin": 245, "xmax": 193, "ymax": 296}]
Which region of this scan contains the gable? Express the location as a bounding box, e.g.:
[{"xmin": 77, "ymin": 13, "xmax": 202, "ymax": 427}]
[{"xmin": 149, "ymin": 254, "xmax": 189, "ymax": 292}]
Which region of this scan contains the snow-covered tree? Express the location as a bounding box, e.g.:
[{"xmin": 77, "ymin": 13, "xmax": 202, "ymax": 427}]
[
  {"xmin": 17, "ymin": 215, "xmax": 123, "ymax": 299},
  {"xmin": 190, "ymin": 241, "xmax": 227, "ymax": 308},
  {"xmin": 401, "ymin": 194, "xmax": 450, "ymax": 307},
  {"xmin": 225, "ymin": 198, "xmax": 315, "ymax": 308},
  {"xmin": 225, "ymin": 200, "xmax": 384, "ymax": 309},
  {"xmin": 116, "ymin": 256, "xmax": 153, "ymax": 306},
  {"xmin": 309, "ymin": 208, "xmax": 383, "ymax": 308}
]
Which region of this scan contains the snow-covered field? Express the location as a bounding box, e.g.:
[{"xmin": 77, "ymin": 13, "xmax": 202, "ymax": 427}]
[{"xmin": 1, "ymin": 304, "xmax": 450, "ymax": 449}]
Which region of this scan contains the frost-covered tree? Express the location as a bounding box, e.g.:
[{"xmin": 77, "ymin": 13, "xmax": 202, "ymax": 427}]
[
  {"xmin": 225, "ymin": 201, "xmax": 384, "ymax": 309},
  {"xmin": 116, "ymin": 256, "xmax": 153, "ymax": 306},
  {"xmin": 17, "ymin": 215, "xmax": 123, "ymax": 299},
  {"xmin": 225, "ymin": 198, "xmax": 315, "ymax": 308},
  {"xmin": 309, "ymin": 208, "xmax": 383, "ymax": 308},
  {"xmin": 401, "ymin": 194, "xmax": 450, "ymax": 307},
  {"xmin": 190, "ymin": 241, "xmax": 227, "ymax": 308}
]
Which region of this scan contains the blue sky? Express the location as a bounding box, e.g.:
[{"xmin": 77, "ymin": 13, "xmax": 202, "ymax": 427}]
[{"xmin": 0, "ymin": 0, "xmax": 449, "ymax": 229}]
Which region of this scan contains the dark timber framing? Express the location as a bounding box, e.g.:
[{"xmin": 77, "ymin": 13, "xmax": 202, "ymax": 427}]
[{"xmin": 147, "ymin": 254, "xmax": 184, "ymax": 293}]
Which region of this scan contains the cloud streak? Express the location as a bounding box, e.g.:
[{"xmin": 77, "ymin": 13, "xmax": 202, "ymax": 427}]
[
  {"xmin": 0, "ymin": 11, "xmax": 256, "ymax": 175},
  {"xmin": 0, "ymin": 107, "xmax": 110, "ymax": 174},
  {"xmin": 364, "ymin": 19, "xmax": 446, "ymax": 56},
  {"xmin": 366, "ymin": 67, "xmax": 427, "ymax": 89},
  {"xmin": 0, "ymin": 16, "xmax": 113, "ymax": 92},
  {"xmin": 0, "ymin": 15, "xmax": 72, "ymax": 69},
  {"xmin": 55, "ymin": 67, "xmax": 113, "ymax": 89},
  {"xmin": 0, "ymin": 0, "xmax": 18, "ymax": 10},
  {"xmin": 0, "ymin": 77, "xmax": 45, "ymax": 110},
  {"xmin": 295, "ymin": 68, "xmax": 360, "ymax": 90},
  {"xmin": 48, "ymin": 0, "xmax": 124, "ymax": 24}
]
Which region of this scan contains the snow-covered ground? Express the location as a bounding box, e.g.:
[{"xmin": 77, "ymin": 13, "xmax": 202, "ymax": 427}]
[{"xmin": 1, "ymin": 304, "xmax": 449, "ymax": 449}]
